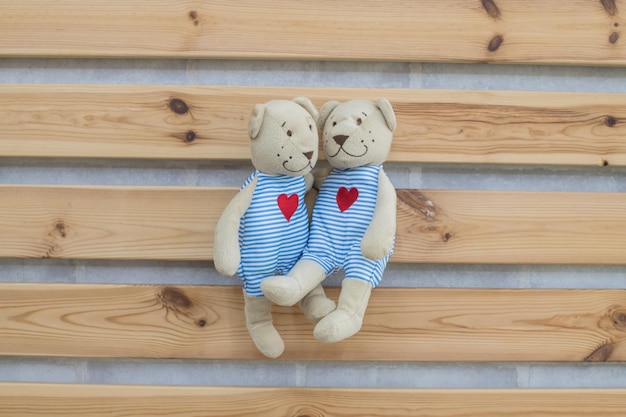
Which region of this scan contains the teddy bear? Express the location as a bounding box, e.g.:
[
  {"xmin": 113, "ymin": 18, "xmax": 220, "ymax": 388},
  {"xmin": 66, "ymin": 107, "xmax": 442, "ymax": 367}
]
[
  {"xmin": 213, "ymin": 97, "xmax": 336, "ymax": 358},
  {"xmin": 261, "ymin": 98, "xmax": 397, "ymax": 343}
]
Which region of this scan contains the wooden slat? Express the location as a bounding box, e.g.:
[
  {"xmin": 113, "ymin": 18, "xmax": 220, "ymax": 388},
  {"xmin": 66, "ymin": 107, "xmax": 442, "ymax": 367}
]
[
  {"xmin": 1, "ymin": 284, "xmax": 625, "ymax": 361},
  {"xmin": 3, "ymin": 84, "xmax": 626, "ymax": 166},
  {"xmin": 395, "ymin": 188, "xmax": 626, "ymax": 264},
  {"xmin": 2, "ymin": 384, "xmax": 626, "ymax": 417},
  {"xmin": 0, "ymin": 282, "xmax": 622, "ymax": 358},
  {"xmin": 0, "ymin": 1, "xmax": 625, "ymax": 65},
  {"xmin": 2, "ymin": 185, "xmax": 626, "ymax": 264},
  {"xmin": 0, "ymin": 185, "xmax": 219, "ymax": 261}
]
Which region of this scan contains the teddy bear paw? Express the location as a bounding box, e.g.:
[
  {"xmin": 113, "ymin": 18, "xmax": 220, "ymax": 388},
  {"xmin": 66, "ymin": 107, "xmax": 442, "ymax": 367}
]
[
  {"xmin": 300, "ymin": 293, "xmax": 336, "ymax": 324},
  {"xmin": 248, "ymin": 322, "xmax": 285, "ymax": 359},
  {"xmin": 260, "ymin": 275, "xmax": 303, "ymax": 306},
  {"xmin": 313, "ymin": 309, "xmax": 363, "ymax": 343}
]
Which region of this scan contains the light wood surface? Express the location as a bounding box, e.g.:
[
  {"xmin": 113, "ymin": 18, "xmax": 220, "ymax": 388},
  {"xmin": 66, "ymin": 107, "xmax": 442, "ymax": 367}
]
[
  {"xmin": 1, "ymin": 284, "xmax": 625, "ymax": 361},
  {"xmin": 395, "ymin": 188, "xmax": 626, "ymax": 264},
  {"xmin": 0, "ymin": 1, "xmax": 625, "ymax": 65},
  {"xmin": 3, "ymin": 84, "xmax": 626, "ymax": 166},
  {"xmin": 2, "ymin": 0, "xmax": 625, "ymax": 408},
  {"xmin": 2, "ymin": 384, "xmax": 626, "ymax": 417},
  {"xmin": 0, "ymin": 185, "xmax": 220, "ymax": 261},
  {"xmin": 2, "ymin": 185, "xmax": 626, "ymax": 264}
]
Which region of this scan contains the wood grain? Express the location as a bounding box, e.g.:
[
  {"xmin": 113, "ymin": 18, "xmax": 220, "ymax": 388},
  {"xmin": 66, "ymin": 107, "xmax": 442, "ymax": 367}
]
[
  {"xmin": 0, "ymin": 1, "xmax": 624, "ymax": 65},
  {"xmin": 395, "ymin": 189, "xmax": 626, "ymax": 264},
  {"xmin": 3, "ymin": 84, "xmax": 626, "ymax": 166},
  {"xmin": 2, "ymin": 384, "xmax": 626, "ymax": 417},
  {"xmin": 1, "ymin": 284, "xmax": 625, "ymax": 361},
  {"xmin": 0, "ymin": 185, "xmax": 219, "ymax": 260},
  {"xmin": 2, "ymin": 185, "xmax": 626, "ymax": 264}
]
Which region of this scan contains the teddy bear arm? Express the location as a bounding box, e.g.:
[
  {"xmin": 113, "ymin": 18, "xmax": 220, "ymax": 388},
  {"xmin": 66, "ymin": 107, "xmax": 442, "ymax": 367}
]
[
  {"xmin": 213, "ymin": 177, "xmax": 257, "ymax": 276},
  {"xmin": 361, "ymin": 169, "xmax": 397, "ymax": 260},
  {"xmin": 304, "ymin": 172, "xmax": 314, "ymax": 192}
]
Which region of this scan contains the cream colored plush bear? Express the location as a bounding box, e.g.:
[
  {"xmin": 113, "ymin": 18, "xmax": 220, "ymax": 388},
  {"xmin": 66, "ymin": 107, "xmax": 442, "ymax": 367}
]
[
  {"xmin": 214, "ymin": 97, "xmax": 335, "ymax": 358},
  {"xmin": 261, "ymin": 98, "xmax": 397, "ymax": 343}
]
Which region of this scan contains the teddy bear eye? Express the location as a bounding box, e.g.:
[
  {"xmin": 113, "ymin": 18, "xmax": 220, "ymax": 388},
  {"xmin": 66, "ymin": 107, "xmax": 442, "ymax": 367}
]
[
  {"xmin": 309, "ymin": 124, "xmax": 312, "ymax": 131},
  {"xmin": 356, "ymin": 118, "xmax": 362, "ymax": 125},
  {"xmin": 332, "ymin": 122, "xmax": 337, "ymax": 127},
  {"xmin": 287, "ymin": 130, "xmax": 292, "ymax": 137}
]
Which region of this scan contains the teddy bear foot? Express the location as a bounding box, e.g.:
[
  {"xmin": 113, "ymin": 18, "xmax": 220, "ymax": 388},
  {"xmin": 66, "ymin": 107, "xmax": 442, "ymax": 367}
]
[
  {"xmin": 313, "ymin": 278, "xmax": 372, "ymax": 343},
  {"xmin": 243, "ymin": 290, "xmax": 285, "ymax": 358},
  {"xmin": 299, "ymin": 284, "xmax": 336, "ymax": 324},
  {"xmin": 261, "ymin": 259, "xmax": 327, "ymax": 306}
]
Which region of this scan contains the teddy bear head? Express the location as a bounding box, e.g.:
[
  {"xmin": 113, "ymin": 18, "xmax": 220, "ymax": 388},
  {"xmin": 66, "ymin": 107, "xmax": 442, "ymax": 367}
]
[
  {"xmin": 248, "ymin": 97, "xmax": 319, "ymax": 176},
  {"xmin": 318, "ymin": 98, "xmax": 396, "ymax": 169}
]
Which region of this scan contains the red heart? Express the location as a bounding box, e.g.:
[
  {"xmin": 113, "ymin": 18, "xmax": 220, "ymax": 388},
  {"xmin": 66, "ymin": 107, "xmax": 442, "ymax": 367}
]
[
  {"xmin": 336, "ymin": 187, "xmax": 359, "ymax": 212},
  {"xmin": 277, "ymin": 193, "xmax": 299, "ymax": 221}
]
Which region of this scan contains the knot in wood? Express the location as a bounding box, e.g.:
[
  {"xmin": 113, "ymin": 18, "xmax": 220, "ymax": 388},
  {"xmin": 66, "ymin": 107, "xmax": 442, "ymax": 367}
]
[
  {"xmin": 184, "ymin": 130, "xmax": 197, "ymax": 143},
  {"xmin": 609, "ymin": 32, "xmax": 620, "ymax": 44},
  {"xmin": 398, "ymin": 190, "xmax": 437, "ymax": 219},
  {"xmin": 55, "ymin": 222, "xmax": 67, "ymax": 238},
  {"xmin": 169, "ymin": 98, "xmax": 189, "ymax": 115},
  {"xmin": 601, "ymin": 0, "xmax": 618, "ymax": 16},
  {"xmin": 481, "ymin": 0, "xmax": 501, "ymax": 19},
  {"xmin": 584, "ymin": 341, "xmax": 614, "ymax": 362},
  {"xmin": 613, "ymin": 310, "xmax": 626, "ymax": 330},
  {"xmin": 160, "ymin": 287, "xmax": 192, "ymax": 311},
  {"xmin": 605, "ymin": 116, "xmax": 617, "ymax": 127},
  {"xmin": 488, "ymin": 35, "xmax": 504, "ymax": 52},
  {"xmin": 189, "ymin": 10, "xmax": 200, "ymax": 25}
]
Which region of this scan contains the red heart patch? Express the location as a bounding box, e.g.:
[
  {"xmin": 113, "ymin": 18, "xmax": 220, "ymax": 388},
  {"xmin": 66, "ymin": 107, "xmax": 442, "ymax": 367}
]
[
  {"xmin": 277, "ymin": 193, "xmax": 299, "ymax": 221},
  {"xmin": 336, "ymin": 187, "xmax": 359, "ymax": 212}
]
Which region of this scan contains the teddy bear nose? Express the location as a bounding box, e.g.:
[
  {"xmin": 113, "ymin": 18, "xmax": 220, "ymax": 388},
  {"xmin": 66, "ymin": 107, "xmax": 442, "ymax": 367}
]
[
  {"xmin": 303, "ymin": 151, "xmax": 314, "ymax": 160},
  {"xmin": 333, "ymin": 135, "xmax": 349, "ymax": 146}
]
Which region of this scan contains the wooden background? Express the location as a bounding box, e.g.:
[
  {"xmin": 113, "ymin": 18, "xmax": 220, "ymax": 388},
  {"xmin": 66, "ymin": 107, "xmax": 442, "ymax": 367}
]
[{"xmin": 2, "ymin": 1, "xmax": 626, "ymax": 416}]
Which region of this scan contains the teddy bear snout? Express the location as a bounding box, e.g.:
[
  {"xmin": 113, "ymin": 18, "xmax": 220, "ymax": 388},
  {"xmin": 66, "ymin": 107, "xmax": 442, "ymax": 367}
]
[{"xmin": 333, "ymin": 135, "xmax": 349, "ymax": 146}]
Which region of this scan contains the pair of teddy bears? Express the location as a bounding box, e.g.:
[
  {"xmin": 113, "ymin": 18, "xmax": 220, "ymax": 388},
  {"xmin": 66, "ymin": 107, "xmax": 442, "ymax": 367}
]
[{"xmin": 214, "ymin": 96, "xmax": 396, "ymax": 358}]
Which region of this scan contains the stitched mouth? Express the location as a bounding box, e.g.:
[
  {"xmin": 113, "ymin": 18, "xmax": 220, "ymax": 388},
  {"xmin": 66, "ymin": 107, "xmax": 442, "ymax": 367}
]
[
  {"xmin": 328, "ymin": 144, "xmax": 369, "ymax": 158},
  {"xmin": 282, "ymin": 159, "xmax": 312, "ymax": 173}
]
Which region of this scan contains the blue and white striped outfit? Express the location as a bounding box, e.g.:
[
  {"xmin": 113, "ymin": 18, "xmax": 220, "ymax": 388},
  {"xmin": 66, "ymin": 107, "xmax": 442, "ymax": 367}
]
[
  {"xmin": 237, "ymin": 171, "xmax": 309, "ymax": 296},
  {"xmin": 301, "ymin": 165, "xmax": 393, "ymax": 287}
]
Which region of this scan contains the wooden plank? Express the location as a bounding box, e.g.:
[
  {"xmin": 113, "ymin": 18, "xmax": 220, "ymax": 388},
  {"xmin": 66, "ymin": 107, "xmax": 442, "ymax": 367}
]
[
  {"xmin": 0, "ymin": 185, "xmax": 218, "ymax": 261},
  {"xmin": 0, "ymin": 1, "xmax": 624, "ymax": 65},
  {"xmin": 1, "ymin": 284, "xmax": 625, "ymax": 361},
  {"xmin": 2, "ymin": 384, "xmax": 626, "ymax": 417},
  {"xmin": 2, "ymin": 185, "xmax": 626, "ymax": 264},
  {"xmin": 3, "ymin": 84, "xmax": 626, "ymax": 166},
  {"xmin": 395, "ymin": 189, "xmax": 626, "ymax": 264}
]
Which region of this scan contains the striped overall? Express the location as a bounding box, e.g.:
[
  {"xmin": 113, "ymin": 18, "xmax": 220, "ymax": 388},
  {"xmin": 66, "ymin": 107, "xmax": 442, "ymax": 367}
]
[
  {"xmin": 301, "ymin": 165, "xmax": 393, "ymax": 287},
  {"xmin": 237, "ymin": 171, "xmax": 309, "ymax": 296}
]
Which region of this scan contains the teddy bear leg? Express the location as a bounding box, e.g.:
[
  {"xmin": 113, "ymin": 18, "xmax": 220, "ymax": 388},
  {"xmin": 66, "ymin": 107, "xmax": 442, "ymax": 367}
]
[
  {"xmin": 298, "ymin": 284, "xmax": 336, "ymax": 324},
  {"xmin": 243, "ymin": 290, "xmax": 285, "ymax": 358},
  {"xmin": 261, "ymin": 259, "xmax": 327, "ymax": 306},
  {"xmin": 313, "ymin": 278, "xmax": 372, "ymax": 343}
]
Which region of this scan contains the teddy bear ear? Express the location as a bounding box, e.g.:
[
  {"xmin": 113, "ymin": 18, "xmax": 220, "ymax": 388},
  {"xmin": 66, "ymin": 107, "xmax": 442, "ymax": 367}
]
[
  {"xmin": 376, "ymin": 98, "xmax": 396, "ymax": 132},
  {"xmin": 248, "ymin": 103, "xmax": 266, "ymax": 139},
  {"xmin": 318, "ymin": 100, "xmax": 341, "ymax": 130},
  {"xmin": 292, "ymin": 96, "xmax": 319, "ymax": 123}
]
